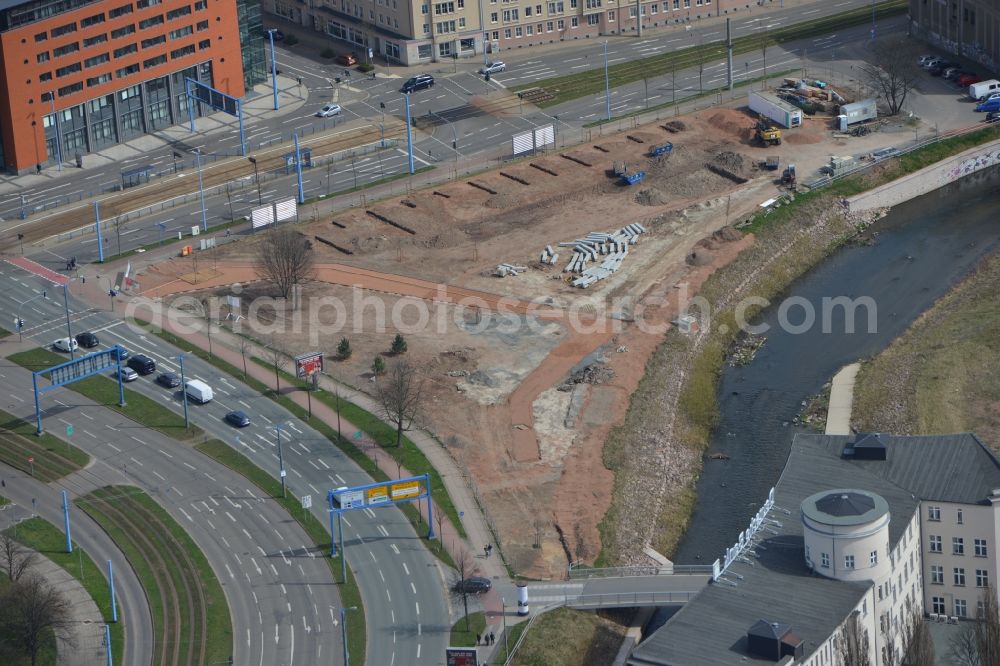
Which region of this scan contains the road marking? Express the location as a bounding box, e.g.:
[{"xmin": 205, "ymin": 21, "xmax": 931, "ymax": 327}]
[
  {"xmin": 130, "ymin": 457, "xmax": 143, "ymax": 466},
  {"xmin": 183, "ymin": 461, "xmax": 196, "ymax": 470},
  {"xmin": 390, "ymin": 543, "xmax": 400, "ymax": 555},
  {"xmin": 107, "ymin": 442, "xmax": 121, "ymax": 452},
  {"xmin": 153, "ymin": 471, "xmax": 166, "ymax": 481},
  {"xmin": 378, "ymin": 524, "xmax": 389, "ymax": 537},
  {"xmin": 415, "ymin": 602, "xmax": 420, "ymax": 617},
  {"xmin": 225, "ymin": 563, "xmax": 235, "ymax": 579},
  {"xmin": 410, "ymin": 581, "xmax": 416, "ymax": 594},
  {"xmin": 225, "ymin": 510, "xmax": 236, "ymax": 522},
  {"xmin": 403, "ymin": 562, "xmax": 409, "ymax": 575},
  {"xmin": 157, "ymin": 448, "xmax": 173, "ymax": 458},
  {"xmin": 178, "ymin": 507, "xmax": 193, "ymax": 522},
  {"xmin": 204, "ymin": 472, "xmax": 216, "ymax": 481},
  {"xmin": 317, "ymin": 459, "xmax": 329, "ymax": 469}
]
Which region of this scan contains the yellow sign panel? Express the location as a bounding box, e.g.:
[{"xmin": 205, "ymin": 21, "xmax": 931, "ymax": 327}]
[
  {"xmin": 391, "ymin": 480, "xmax": 421, "ymax": 501},
  {"xmin": 367, "ymin": 485, "xmax": 389, "ymax": 505}
]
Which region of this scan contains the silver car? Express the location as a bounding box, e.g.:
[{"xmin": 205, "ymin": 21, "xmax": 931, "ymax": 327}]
[
  {"xmin": 316, "ymin": 103, "xmax": 343, "ymax": 117},
  {"xmin": 480, "ymin": 61, "xmax": 506, "ymax": 75}
]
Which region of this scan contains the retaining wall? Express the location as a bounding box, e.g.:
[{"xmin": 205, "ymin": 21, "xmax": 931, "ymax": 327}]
[{"xmin": 847, "ymin": 138, "xmax": 1000, "ymax": 213}]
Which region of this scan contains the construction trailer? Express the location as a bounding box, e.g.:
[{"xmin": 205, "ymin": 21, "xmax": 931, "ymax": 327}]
[
  {"xmin": 838, "ymin": 98, "xmax": 878, "ymax": 126},
  {"xmin": 748, "ymin": 91, "xmax": 803, "ymax": 129}
]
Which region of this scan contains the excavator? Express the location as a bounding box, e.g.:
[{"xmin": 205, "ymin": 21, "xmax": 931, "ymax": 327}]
[{"xmin": 755, "ymin": 119, "xmax": 782, "ymax": 146}]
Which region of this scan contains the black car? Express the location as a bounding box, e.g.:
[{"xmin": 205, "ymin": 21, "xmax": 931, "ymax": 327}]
[
  {"xmin": 156, "ymin": 372, "xmax": 181, "ymax": 388},
  {"xmin": 928, "ymin": 61, "xmax": 958, "ymax": 76},
  {"xmin": 986, "ymin": 111, "xmax": 1000, "ymax": 124},
  {"xmin": 401, "ymin": 74, "xmax": 434, "ymax": 93},
  {"xmin": 75, "ymin": 332, "xmax": 100, "ymax": 348},
  {"xmin": 224, "ymin": 410, "xmax": 251, "ymax": 428},
  {"xmin": 453, "ymin": 576, "xmax": 492, "ymax": 594},
  {"xmin": 127, "ymin": 354, "xmax": 156, "ymax": 375}
]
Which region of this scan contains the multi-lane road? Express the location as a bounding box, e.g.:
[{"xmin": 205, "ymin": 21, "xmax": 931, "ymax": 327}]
[{"xmin": 3, "ymin": 258, "xmax": 451, "ymax": 665}]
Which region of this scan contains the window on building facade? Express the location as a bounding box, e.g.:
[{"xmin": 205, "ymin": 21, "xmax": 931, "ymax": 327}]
[
  {"xmin": 84, "ymin": 53, "xmax": 109, "ymax": 67},
  {"xmin": 607, "ymin": 9, "xmax": 614, "ymax": 21},
  {"xmin": 954, "ymin": 568, "xmax": 966, "ymax": 586},
  {"xmin": 112, "ymin": 25, "xmax": 137, "ymax": 38},
  {"xmin": 35, "ymin": 32, "xmax": 47, "ymax": 42},
  {"xmin": 557, "ymin": 18, "xmax": 564, "ymax": 28},
  {"xmin": 490, "ymin": 12, "xmax": 497, "ymax": 22},
  {"xmin": 86, "ymin": 73, "xmax": 112, "ymax": 86},
  {"xmin": 139, "ymin": 15, "xmax": 164, "ymax": 29},
  {"xmin": 931, "ymin": 565, "xmax": 943, "ymax": 584},
  {"xmin": 37, "ymin": 52, "xmax": 50, "ymax": 63},
  {"xmin": 954, "ymin": 537, "xmax": 965, "ymax": 555},
  {"xmin": 586, "ymin": 13, "xmax": 599, "ymax": 24},
  {"xmin": 110, "ymin": 4, "xmax": 133, "ymax": 17},
  {"xmin": 51, "ymin": 22, "xmax": 77, "ymax": 37},
  {"xmin": 81, "ymin": 13, "xmax": 105, "ymax": 27},
  {"xmin": 84, "ymin": 34, "xmax": 108, "ymax": 47},
  {"xmin": 977, "ymin": 570, "xmax": 989, "ymax": 587},
  {"xmin": 821, "ymin": 553, "xmax": 830, "ymax": 568},
  {"xmin": 141, "ymin": 35, "xmax": 166, "ymax": 48},
  {"xmin": 932, "ymin": 597, "xmax": 946, "ymax": 615},
  {"xmin": 929, "ymin": 535, "xmax": 942, "ymax": 553},
  {"xmin": 845, "ymin": 554, "xmax": 855, "ymax": 569},
  {"xmin": 869, "ymin": 551, "xmax": 877, "ymax": 566},
  {"xmin": 955, "ymin": 599, "xmax": 967, "ymax": 618},
  {"xmin": 570, "ymin": 16, "xmax": 577, "ymax": 26},
  {"xmin": 57, "ymin": 82, "xmax": 83, "ymax": 96},
  {"xmin": 957, "ymin": 509, "xmax": 963, "ymax": 524},
  {"xmin": 975, "ymin": 539, "xmax": 988, "ymax": 557},
  {"xmin": 40, "ymin": 72, "xmax": 53, "ymax": 81},
  {"xmin": 116, "ymin": 63, "xmax": 140, "ymax": 76},
  {"xmin": 928, "ymin": 506, "xmax": 941, "ymax": 521},
  {"xmin": 52, "ymin": 42, "xmax": 80, "ymax": 57},
  {"xmin": 114, "ymin": 44, "xmax": 137, "ymax": 57},
  {"xmin": 167, "ymin": 5, "xmax": 191, "ymax": 20}
]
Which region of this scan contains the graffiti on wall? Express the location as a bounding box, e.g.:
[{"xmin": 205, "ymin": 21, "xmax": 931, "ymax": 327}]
[{"xmin": 944, "ymin": 147, "xmax": 1000, "ymax": 184}]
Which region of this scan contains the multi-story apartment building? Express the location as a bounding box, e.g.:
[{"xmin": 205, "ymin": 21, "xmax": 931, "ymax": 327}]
[
  {"xmin": 269, "ymin": 0, "xmax": 759, "ymax": 65},
  {"xmin": 627, "ymin": 432, "xmax": 1000, "ymax": 665},
  {"xmin": 909, "ymin": 0, "xmax": 1000, "ymax": 76},
  {"xmin": 0, "ymin": 0, "xmax": 266, "ymax": 173}
]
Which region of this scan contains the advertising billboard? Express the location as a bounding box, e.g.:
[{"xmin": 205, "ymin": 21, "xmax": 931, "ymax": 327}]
[
  {"xmin": 446, "ymin": 647, "xmax": 478, "ymax": 666},
  {"xmin": 295, "ymin": 352, "xmax": 324, "ymax": 378}
]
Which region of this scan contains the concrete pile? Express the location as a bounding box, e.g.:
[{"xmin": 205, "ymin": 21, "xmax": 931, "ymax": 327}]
[
  {"xmin": 550, "ymin": 224, "xmax": 647, "ymax": 288},
  {"xmin": 494, "ymin": 263, "xmax": 528, "ymax": 277},
  {"xmin": 539, "ymin": 245, "xmax": 560, "ymax": 265}
]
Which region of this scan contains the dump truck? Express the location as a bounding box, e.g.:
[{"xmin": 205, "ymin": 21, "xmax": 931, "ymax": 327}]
[{"xmin": 755, "ymin": 120, "xmax": 782, "ymax": 146}]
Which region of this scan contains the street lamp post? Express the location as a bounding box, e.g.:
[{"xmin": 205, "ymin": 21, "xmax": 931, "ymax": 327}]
[
  {"xmin": 49, "ymin": 92, "xmax": 62, "ymax": 172},
  {"xmin": 275, "ymin": 424, "xmax": 286, "ymax": 497},
  {"xmin": 603, "ymin": 42, "xmax": 612, "ymax": 121},
  {"xmin": 337, "ymin": 606, "xmax": 357, "ymax": 666},
  {"xmin": 248, "ymin": 157, "xmax": 263, "ymax": 205},
  {"xmin": 194, "ymin": 148, "xmax": 208, "ymax": 231},
  {"xmin": 267, "ymin": 29, "xmax": 280, "ymax": 111},
  {"xmin": 403, "ymin": 93, "xmax": 415, "ymax": 175},
  {"xmin": 177, "ymin": 353, "xmax": 190, "ymax": 429},
  {"xmin": 871, "ymin": 0, "xmax": 876, "ymax": 40},
  {"xmin": 502, "ymin": 597, "xmax": 509, "ymax": 659},
  {"xmin": 16, "ymin": 291, "xmax": 48, "ymax": 342},
  {"xmin": 60, "ymin": 283, "xmax": 75, "ymax": 359}
]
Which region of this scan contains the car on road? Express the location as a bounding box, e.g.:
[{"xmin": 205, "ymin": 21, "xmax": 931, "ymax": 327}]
[
  {"xmin": 336, "ymin": 53, "xmax": 358, "ymax": 66},
  {"xmin": 453, "ymin": 576, "xmax": 492, "ymax": 594},
  {"xmin": 917, "ymin": 55, "xmax": 938, "ymax": 66},
  {"xmin": 156, "ymin": 372, "xmax": 181, "ymax": 388},
  {"xmin": 112, "ymin": 344, "xmax": 130, "ymax": 360},
  {"xmin": 401, "ymin": 74, "xmax": 434, "ymax": 93},
  {"xmin": 224, "ymin": 410, "xmax": 251, "ymax": 427},
  {"xmin": 75, "ymin": 332, "xmax": 100, "ymax": 348},
  {"xmin": 928, "ymin": 61, "xmax": 958, "ymax": 76},
  {"xmin": 127, "ymin": 354, "xmax": 156, "ymax": 375},
  {"xmin": 53, "ymin": 338, "xmax": 79, "ymax": 353},
  {"xmin": 480, "ymin": 61, "xmax": 506, "ymax": 75},
  {"xmin": 316, "ymin": 103, "xmax": 343, "ymax": 117},
  {"xmin": 264, "ymin": 28, "xmax": 284, "ymax": 40},
  {"xmin": 985, "ymin": 111, "xmax": 1000, "ymax": 124},
  {"xmin": 115, "ymin": 367, "xmax": 139, "ymax": 382},
  {"xmin": 958, "ymin": 73, "xmax": 982, "ymax": 87},
  {"xmin": 921, "ymin": 57, "xmax": 946, "ymax": 70}
]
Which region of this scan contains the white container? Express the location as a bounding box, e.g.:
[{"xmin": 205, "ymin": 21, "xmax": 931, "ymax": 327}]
[{"xmin": 748, "ymin": 91, "xmax": 803, "ymax": 128}]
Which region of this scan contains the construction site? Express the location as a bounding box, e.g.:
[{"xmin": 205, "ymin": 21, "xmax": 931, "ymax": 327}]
[{"xmin": 134, "ymin": 83, "xmax": 921, "ymax": 578}]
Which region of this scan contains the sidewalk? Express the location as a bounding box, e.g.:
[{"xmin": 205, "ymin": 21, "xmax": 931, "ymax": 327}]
[{"xmin": 31, "ymin": 551, "xmax": 110, "ymax": 666}]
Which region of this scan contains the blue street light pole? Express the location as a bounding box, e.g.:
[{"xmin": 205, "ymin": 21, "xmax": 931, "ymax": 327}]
[
  {"xmin": 178, "ymin": 354, "xmax": 190, "ymax": 429},
  {"xmin": 404, "ymin": 93, "xmax": 415, "ymax": 174},
  {"xmin": 94, "ymin": 202, "xmax": 105, "ymax": 263},
  {"xmin": 871, "ymin": 0, "xmax": 876, "ymax": 40},
  {"xmin": 268, "ymin": 29, "xmax": 279, "ymax": 111},
  {"xmin": 108, "ymin": 560, "xmax": 118, "ymax": 622},
  {"xmin": 104, "ymin": 625, "xmax": 112, "ymax": 666},
  {"xmin": 194, "ymin": 148, "xmax": 207, "ymax": 232},
  {"xmin": 49, "ymin": 92, "xmax": 62, "ymax": 172},
  {"xmin": 603, "ymin": 42, "xmax": 612, "ymax": 121},
  {"xmin": 60, "ymin": 284, "xmax": 75, "ymax": 360},
  {"xmin": 293, "ymin": 133, "xmax": 305, "ymax": 204},
  {"xmin": 62, "ymin": 491, "xmax": 72, "ymax": 553},
  {"xmin": 339, "ymin": 606, "xmax": 357, "ymax": 666},
  {"xmin": 275, "ymin": 424, "xmax": 286, "ymax": 497}
]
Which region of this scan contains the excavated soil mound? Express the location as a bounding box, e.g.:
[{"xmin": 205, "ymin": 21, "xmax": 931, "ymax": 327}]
[
  {"xmin": 784, "ymin": 129, "xmax": 824, "ymax": 145},
  {"xmin": 706, "ymin": 109, "xmax": 753, "ymax": 141},
  {"xmin": 713, "ymin": 226, "xmax": 743, "ymax": 242},
  {"xmin": 635, "ymin": 187, "xmax": 670, "ymax": 206},
  {"xmin": 686, "ymin": 250, "xmax": 714, "ymax": 266},
  {"xmin": 664, "ymin": 120, "xmax": 687, "ymax": 132},
  {"xmin": 485, "ymin": 194, "xmax": 521, "ymax": 209}
]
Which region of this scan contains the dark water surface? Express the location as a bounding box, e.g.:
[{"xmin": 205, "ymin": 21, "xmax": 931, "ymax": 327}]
[{"xmin": 673, "ymin": 165, "xmax": 1000, "ymax": 564}]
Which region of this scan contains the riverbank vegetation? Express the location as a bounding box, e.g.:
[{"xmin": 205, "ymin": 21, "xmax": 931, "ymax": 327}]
[
  {"xmin": 597, "ymin": 128, "xmax": 1000, "ymax": 565},
  {"xmin": 508, "ymin": 608, "xmax": 631, "ymax": 666},
  {"xmin": 852, "ymin": 251, "xmax": 1000, "ymax": 444}
]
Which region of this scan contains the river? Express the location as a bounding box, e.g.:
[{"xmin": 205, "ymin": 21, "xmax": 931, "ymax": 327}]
[{"xmin": 673, "ymin": 164, "xmax": 1000, "ymax": 564}]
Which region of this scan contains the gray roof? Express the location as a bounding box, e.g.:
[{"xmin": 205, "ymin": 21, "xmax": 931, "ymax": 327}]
[
  {"xmin": 628, "ymin": 434, "xmax": 922, "ymax": 666},
  {"xmin": 810, "ymin": 433, "xmax": 1000, "ymax": 505},
  {"xmin": 802, "ymin": 489, "xmax": 888, "ymax": 526}
]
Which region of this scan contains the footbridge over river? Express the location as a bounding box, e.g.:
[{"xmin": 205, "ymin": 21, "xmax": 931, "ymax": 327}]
[{"xmin": 526, "ymin": 565, "xmax": 713, "ymax": 611}]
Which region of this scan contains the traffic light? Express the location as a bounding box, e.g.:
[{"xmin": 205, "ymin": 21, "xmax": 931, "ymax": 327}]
[{"xmin": 16, "ymin": 318, "xmax": 24, "ymax": 330}]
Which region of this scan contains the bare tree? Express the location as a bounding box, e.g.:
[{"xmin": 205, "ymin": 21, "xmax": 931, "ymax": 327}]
[
  {"xmin": 265, "ymin": 337, "xmax": 286, "ymax": 394},
  {"xmin": 237, "ymin": 336, "xmax": 252, "ymax": 380},
  {"xmin": 859, "ymin": 36, "xmax": 919, "ymax": 115},
  {"xmin": 838, "ymin": 611, "xmax": 871, "ymax": 666},
  {"xmin": 975, "ymin": 585, "xmax": 1000, "ymax": 666},
  {"xmin": 254, "ymin": 227, "xmax": 315, "ymax": 299},
  {"xmin": 0, "ymin": 533, "xmax": 36, "ymax": 582},
  {"xmin": 375, "ymin": 360, "xmax": 424, "ymax": 448},
  {"xmin": 0, "ymin": 574, "xmax": 72, "ymax": 666},
  {"xmin": 949, "ymin": 624, "xmax": 981, "ymax": 666},
  {"xmin": 450, "ymin": 547, "xmax": 476, "ymax": 632},
  {"xmin": 199, "ymin": 298, "xmax": 214, "ymax": 356},
  {"xmin": 898, "ymin": 600, "xmax": 934, "ymax": 666}
]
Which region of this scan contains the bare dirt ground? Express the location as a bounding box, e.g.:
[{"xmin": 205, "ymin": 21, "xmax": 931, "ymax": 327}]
[{"xmin": 133, "ymin": 102, "xmax": 901, "ymax": 579}]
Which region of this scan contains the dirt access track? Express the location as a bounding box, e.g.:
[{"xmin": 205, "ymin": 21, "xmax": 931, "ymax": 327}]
[{"xmin": 136, "ymin": 103, "xmax": 880, "ymax": 578}]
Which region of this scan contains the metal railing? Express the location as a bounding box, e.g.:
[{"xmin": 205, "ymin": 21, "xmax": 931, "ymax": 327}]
[
  {"xmin": 568, "ymin": 563, "xmax": 713, "ymax": 579},
  {"xmin": 565, "ymin": 590, "xmax": 700, "ymax": 609}
]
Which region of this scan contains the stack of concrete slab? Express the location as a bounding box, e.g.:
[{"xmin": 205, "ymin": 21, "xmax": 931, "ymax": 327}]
[
  {"xmin": 547, "ymin": 224, "xmax": 647, "ymax": 288},
  {"xmin": 539, "ymin": 245, "xmax": 560, "ymax": 265}
]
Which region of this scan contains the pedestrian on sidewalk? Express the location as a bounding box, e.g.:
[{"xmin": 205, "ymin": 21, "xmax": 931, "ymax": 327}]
[
  {"xmin": 490, "ymin": 631, "xmax": 495, "ymax": 645},
  {"xmin": 484, "ymin": 544, "xmax": 489, "ymax": 558},
  {"xmin": 476, "ymin": 633, "xmax": 481, "ymax": 645}
]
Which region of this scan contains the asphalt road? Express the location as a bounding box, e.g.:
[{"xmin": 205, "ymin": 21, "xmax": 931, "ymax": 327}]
[
  {"xmin": 0, "ymin": 465, "xmax": 153, "ymax": 666},
  {"xmin": 0, "ymin": 266, "xmax": 347, "ymax": 665},
  {"xmin": 2, "ymin": 261, "xmax": 453, "ymax": 666}
]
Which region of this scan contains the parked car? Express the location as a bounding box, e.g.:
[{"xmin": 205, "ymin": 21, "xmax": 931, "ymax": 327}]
[
  {"xmin": 401, "ymin": 74, "xmax": 434, "ymax": 93},
  {"xmin": 982, "ymin": 91, "xmax": 1000, "ymax": 102},
  {"xmin": 316, "ymin": 103, "xmax": 343, "ymax": 118},
  {"xmin": 115, "ymin": 367, "xmax": 139, "ymax": 382},
  {"xmin": 336, "ymin": 53, "xmax": 358, "ymax": 66},
  {"xmin": 917, "ymin": 55, "xmax": 938, "ymax": 66},
  {"xmin": 127, "ymin": 354, "xmax": 156, "ymax": 375},
  {"xmin": 264, "ymin": 28, "xmax": 284, "ymax": 40},
  {"xmin": 52, "ymin": 337, "xmax": 79, "ymax": 353},
  {"xmin": 942, "ymin": 67, "xmax": 962, "ymax": 80},
  {"xmin": 75, "ymin": 332, "xmax": 99, "ymax": 348},
  {"xmin": 453, "ymin": 576, "xmax": 492, "ymax": 594},
  {"xmin": 928, "ymin": 61, "xmax": 958, "ymax": 76},
  {"xmin": 921, "ymin": 57, "xmax": 945, "ymax": 70},
  {"xmin": 946, "ymin": 69, "xmax": 972, "ymax": 82},
  {"xmin": 112, "ymin": 344, "xmax": 130, "ymax": 360},
  {"xmin": 984, "ymin": 111, "xmax": 1000, "ymax": 124},
  {"xmin": 958, "ymin": 74, "xmax": 982, "ymax": 87},
  {"xmin": 975, "ymin": 97, "xmax": 1000, "ymax": 113},
  {"xmin": 156, "ymin": 372, "xmax": 181, "ymax": 388},
  {"xmin": 480, "ymin": 61, "xmax": 506, "ymax": 75},
  {"xmin": 224, "ymin": 410, "xmax": 251, "ymax": 428}
]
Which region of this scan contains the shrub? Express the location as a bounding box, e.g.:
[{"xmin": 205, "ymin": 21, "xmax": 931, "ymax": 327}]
[
  {"xmin": 357, "ymin": 62, "xmax": 374, "ymax": 73},
  {"xmin": 372, "ymin": 355, "xmax": 386, "ymax": 376},
  {"xmin": 337, "ymin": 337, "xmax": 352, "ymax": 359},
  {"xmin": 390, "ymin": 334, "xmax": 407, "ymax": 355}
]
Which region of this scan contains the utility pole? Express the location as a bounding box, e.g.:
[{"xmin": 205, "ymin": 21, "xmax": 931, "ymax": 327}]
[
  {"xmin": 603, "ymin": 42, "xmax": 611, "ymax": 121},
  {"xmin": 178, "ymin": 354, "xmax": 190, "ymax": 429},
  {"xmin": 275, "ymin": 424, "xmax": 286, "ymax": 497}
]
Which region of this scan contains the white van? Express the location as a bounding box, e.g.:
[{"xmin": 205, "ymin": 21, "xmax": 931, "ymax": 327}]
[
  {"xmin": 184, "ymin": 379, "xmax": 214, "ymax": 404},
  {"xmin": 970, "ymin": 79, "xmax": 1000, "ymax": 101}
]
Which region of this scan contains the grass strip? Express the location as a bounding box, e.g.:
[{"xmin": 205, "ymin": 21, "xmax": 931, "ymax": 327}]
[
  {"xmin": 254, "ymin": 357, "xmax": 467, "ymax": 540},
  {"xmin": 506, "ymin": 607, "xmax": 628, "ymax": 666},
  {"xmin": 450, "ymin": 610, "xmax": 487, "ymax": 647},
  {"xmin": 75, "ymin": 486, "xmax": 232, "ymax": 666},
  {"xmin": 0, "ymin": 408, "xmax": 90, "ymax": 482},
  {"xmin": 512, "ymin": 0, "xmax": 906, "ymax": 107},
  {"xmin": 7, "ymin": 347, "xmax": 202, "ymax": 441},
  {"xmin": 195, "ymin": 439, "xmax": 367, "ymax": 665},
  {"xmin": 127, "ymin": 319, "xmax": 463, "ymax": 554},
  {"xmin": 1, "ymin": 511, "xmax": 124, "ymax": 666}
]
